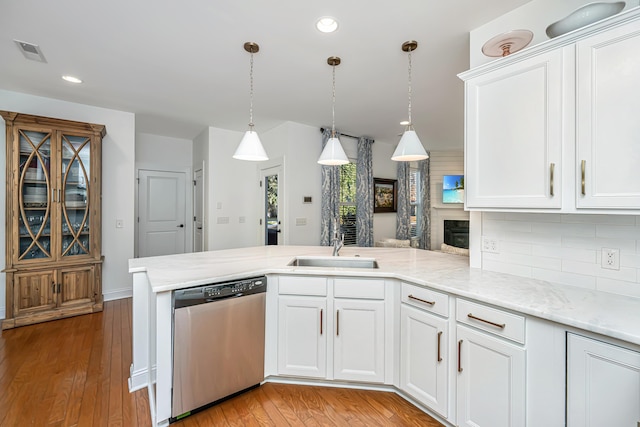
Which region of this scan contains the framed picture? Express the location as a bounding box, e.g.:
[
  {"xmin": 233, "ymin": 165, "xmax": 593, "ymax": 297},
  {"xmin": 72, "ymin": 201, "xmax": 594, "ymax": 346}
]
[{"xmin": 373, "ymin": 178, "xmax": 397, "ymax": 213}]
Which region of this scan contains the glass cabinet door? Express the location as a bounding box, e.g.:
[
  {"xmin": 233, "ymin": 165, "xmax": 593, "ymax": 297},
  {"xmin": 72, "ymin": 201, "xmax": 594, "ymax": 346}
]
[
  {"xmin": 60, "ymin": 133, "xmax": 91, "ymax": 258},
  {"xmin": 18, "ymin": 130, "xmax": 53, "ymax": 261}
]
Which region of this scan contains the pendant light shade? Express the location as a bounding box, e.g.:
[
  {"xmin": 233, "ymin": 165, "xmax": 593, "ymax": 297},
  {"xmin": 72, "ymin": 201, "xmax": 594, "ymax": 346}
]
[
  {"xmin": 318, "ymin": 136, "xmax": 349, "ymax": 165},
  {"xmin": 234, "ymin": 130, "xmax": 268, "ymax": 161},
  {"xmin": 391, "ymin": 129, "xmax": 427, "ymax": 161},
  {"xmin": 318, "ymin": 56, "xmax": 349, "ymax": 166},
  {"xmin": 233, "ymin": 42, "xmax": 269, "ymax": 161},
  {"xmin": 392, "ymin": 40, "xmax": 428, "ymax": 162}
]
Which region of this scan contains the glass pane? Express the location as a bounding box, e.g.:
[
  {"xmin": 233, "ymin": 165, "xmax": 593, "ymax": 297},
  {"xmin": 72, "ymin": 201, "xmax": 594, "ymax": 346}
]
[
  {"xmin": 18, "ymin": 130, "xmax": 52, "ymax": 260},
  {"xmin": 61, "ymin": 134, "xmax": 91, "ymax": 257}
]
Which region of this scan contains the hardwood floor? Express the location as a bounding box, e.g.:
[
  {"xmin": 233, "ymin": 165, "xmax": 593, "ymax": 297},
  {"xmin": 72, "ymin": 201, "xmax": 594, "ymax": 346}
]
[{"xmin": 0, "ymin": 299, "xmax": 443, "ymax": 426}]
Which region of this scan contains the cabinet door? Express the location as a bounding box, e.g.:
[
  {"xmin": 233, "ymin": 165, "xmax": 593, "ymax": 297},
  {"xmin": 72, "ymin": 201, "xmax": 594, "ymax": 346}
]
[
  {"xmin": 14, "ymin": 127, "xmax": 55, "ymax": 264},
  {"xmin": 400, "ymin": 305, "xmax": 448, "ymax": 418},
  {"xmin": 567, "ymin": 333, "xmax": 640, "ymax": 427},
  {"xmin": 456, "ymin": 325, "xmax": 525, "ymax": 427},
  {"xmin": 59, "ymin": 132, "xmax": 94, "ymax": 259},
  {"xmin": 334, "ymin": 299, "xmax": 385, "ymax": 383},
  {"xmin": 277, "ymin": 296, "xmax": 327, "ymax": 378},
  {"xmin": 576, "ymin": 19, "xmax": 640, "ymax": 209},
  {"xmin": 13, "ymin": 270, "xmax": 56, "ymax": 317},
  {"xmin": 465, "ymin": 49, "xmax": 563, "ymax": 209},
  {"xmin": 58, "ymin": 265, "xmax": 95, "ymax": 307}
]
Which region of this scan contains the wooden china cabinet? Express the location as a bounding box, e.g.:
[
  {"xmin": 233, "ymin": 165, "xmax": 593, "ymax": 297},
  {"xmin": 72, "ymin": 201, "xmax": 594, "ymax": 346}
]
[{"xmin": 1, "ymin": 111, "xmax": 105, "ymax": 329}]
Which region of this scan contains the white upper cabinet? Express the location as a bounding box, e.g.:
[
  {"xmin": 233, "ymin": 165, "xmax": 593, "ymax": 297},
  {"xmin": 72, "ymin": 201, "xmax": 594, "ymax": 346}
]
[
  {"xmin": 464, "ymin": 49, "xmax": 564, "ymax": 209},
  {"xmin": 576, "ymin": 18, "xmax": 640, "ymax": 208},
  {"xmin": 460, "ymin": 10, "xmax": 640, "ymax": 213}
]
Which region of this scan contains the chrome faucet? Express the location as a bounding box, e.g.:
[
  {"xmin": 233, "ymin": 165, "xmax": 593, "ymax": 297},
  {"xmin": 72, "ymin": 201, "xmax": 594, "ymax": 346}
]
[{"xmin": 332, "ymin": 223, "xmax": 344, "ymax": 256}]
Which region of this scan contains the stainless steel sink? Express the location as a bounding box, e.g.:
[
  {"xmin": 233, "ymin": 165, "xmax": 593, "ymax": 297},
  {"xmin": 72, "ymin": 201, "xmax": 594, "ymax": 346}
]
[{"xmin": 288, "ymin": 256, "xmax": 379, "ymax": 269}]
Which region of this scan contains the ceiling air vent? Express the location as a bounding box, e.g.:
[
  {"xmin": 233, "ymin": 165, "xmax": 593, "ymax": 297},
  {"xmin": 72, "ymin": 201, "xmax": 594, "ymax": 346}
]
[{"xmin": 14, "ymin": 39, "xmax": 47, "ymax": 63}]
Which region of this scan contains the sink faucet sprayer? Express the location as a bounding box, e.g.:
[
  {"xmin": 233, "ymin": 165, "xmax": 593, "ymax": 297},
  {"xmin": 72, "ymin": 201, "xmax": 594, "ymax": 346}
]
[{"xmin": 332, "ymin": 222, "xmax": 344, "ymax": 256}]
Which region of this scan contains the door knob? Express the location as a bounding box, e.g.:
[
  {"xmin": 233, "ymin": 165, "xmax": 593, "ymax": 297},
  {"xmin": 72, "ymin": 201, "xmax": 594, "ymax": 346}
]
[{"xmin": 177, "ymin": 224, "xmax": 184, "ymax": 228}]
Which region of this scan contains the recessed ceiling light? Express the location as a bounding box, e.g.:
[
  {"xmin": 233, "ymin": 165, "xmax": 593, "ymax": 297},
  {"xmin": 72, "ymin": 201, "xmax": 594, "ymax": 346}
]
[
  {"xmin": 316, "ymin": 17, "xmax": 338, "ymax": 33},
  {"xmin": 400, "ymin": 120, "xmax": 410, "ymax": 126},
  {"xmin": 62, "ymin": 75, "xmax": 83, "ymax": 84}
]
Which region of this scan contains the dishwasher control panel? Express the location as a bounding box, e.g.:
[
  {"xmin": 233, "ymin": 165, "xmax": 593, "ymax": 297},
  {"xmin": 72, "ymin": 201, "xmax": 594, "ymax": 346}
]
[{"xmin": 174, "ymin": 277, "xmax": 266, "ymax": 308}]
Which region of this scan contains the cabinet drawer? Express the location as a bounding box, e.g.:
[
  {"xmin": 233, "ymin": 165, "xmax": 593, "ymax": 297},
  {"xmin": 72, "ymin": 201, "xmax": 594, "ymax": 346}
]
[
  {"xmin": 278, "ymin": 276, "xmax": 327, "ymax": 296},
  {"xmin": 456, "ymin": 299, "xmax": 525, "ymax": 344},
  {"xmin": 334, "ymin": 278, "xmax": 385, "ymax": 300},
  {"xmin": 401, "ymin": 283, "xmax": 449, "ymax": 318}
]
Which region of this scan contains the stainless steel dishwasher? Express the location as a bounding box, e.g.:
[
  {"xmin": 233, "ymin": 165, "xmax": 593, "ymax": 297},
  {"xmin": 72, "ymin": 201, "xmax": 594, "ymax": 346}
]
[{"xmin": 171, "ymin": 276, "xmax": 266, "ymax": 421}]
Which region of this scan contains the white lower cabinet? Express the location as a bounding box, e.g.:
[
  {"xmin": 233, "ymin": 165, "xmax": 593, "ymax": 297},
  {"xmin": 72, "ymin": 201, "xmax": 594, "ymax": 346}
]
[
  {"xmin": 277, "ymin": 296, "xmax": 327, "ymax": 378},
  {"xmin": 276, "ymin": 276, "xmax": 386, "ymax": 383},
  {"xmin": 456, "ymin": 322, "xmax": 526, "ymax": 427},
  {"xmin": 567, "ymin": 333, "xmax": 640, "ymax": 427},
  {"xmin": 400, "ymin": 304, "xmax": 448, "ymax": 419},
  {"xmin": 333, "ymin": 298, "xmax": 385, "ymax": 382}
]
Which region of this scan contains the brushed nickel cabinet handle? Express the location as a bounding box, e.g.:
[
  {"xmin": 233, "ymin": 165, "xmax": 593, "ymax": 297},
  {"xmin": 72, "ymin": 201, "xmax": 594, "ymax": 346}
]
[
  {"xmin": 58, "ymin": 189, "xmax": 61, "ymax": 202},
  {"xmin": 51, "ymin": 188, "xmax": 56, "ymax": 203},
  {"xmin": 320, "ymin": 309, "xmax": 323, "ymax": 335},
  {"xmin": 581, "ymin": 160, "xmax": 586, "ymax": 196},
  {"xmin": 458, "ymin": 340, "xmax": 463, "ymax": 372},
  {"xmin": 437, "ymin": 331, "xmax": 443, "ymax": 362},
  {"xmin": 550, "ymin": 163, "xmax": 555, "ymax": 197},
  {"xmin": 408, "ymin": 294, "xmax": 435, "ymax": 306},
  {"xmin": 336, "ymin": 309, "xmax": 339, "ymax": 336},
  {"xmin": 468, "ymin": 313, "xmax": 506, "ymax": 329}
]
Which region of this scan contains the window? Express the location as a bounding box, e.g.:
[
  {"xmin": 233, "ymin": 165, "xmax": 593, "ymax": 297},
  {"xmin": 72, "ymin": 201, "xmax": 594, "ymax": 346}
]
[
  {"xmin": 409, "ymin": 168, "xmax": 420, "ymax": 238},
  {"xmin": 339, "ymin": 162, "xmax": 357, "ymax": 246}
]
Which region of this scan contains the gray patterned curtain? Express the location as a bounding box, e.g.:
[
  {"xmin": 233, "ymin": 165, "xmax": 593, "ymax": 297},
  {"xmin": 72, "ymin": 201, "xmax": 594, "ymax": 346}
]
[
  {"xmin": 320, "ymin": 128, "xmax": 341, "ymax": 246},
  {"xmin": 418, "ymin": 157, "xmax": 431, "ymax": 249},
  {"xmin": 396, "ymin": 162, "xmax": 411, "ymax": 240},
  {"xmin": 356, "ymin": 137, "xmax": 374, "ymax": 247}
]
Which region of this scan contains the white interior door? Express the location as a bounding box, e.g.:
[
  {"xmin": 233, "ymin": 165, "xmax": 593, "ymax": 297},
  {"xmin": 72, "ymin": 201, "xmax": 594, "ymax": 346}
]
[
  {"xmin": 193, "ymin": 167, "xmax": 204, "ymax": 252},
  {"xmin": 138, "ymin": 170, "xmax": 187, "ymax": 257},
  {"xmin": 260, "ymin": 164, "xmax": 283, "ymax": 245}
]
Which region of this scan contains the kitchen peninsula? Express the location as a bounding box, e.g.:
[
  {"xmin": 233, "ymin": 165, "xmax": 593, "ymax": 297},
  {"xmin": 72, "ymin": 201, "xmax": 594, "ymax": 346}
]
[{"xmin": 129, "ymin": 246, "xmax": 640, "ymax": 426}]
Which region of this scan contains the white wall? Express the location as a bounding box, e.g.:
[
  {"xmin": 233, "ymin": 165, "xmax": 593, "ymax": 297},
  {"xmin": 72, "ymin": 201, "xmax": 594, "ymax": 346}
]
[
  {"xmin": 0, "ymin": 89, "xmax": 136, "ymax": 316},
  {"xmin": 481, "ymin": 213, "xmax": 640, "ymax": 298},
  {"xmin": 371, "ymin": 140, "xmax": 398, "ymax": 243},
  {"xmin": 429, "ymin": 150, "xmax": 469, "ymax": 250},
  {"xmin": 135, "ymin": 133, "xmax": 193, "ymax": 256},
  {"xmin": 470, "ymin": 0, "xmax": 640, "ymax": 68}
]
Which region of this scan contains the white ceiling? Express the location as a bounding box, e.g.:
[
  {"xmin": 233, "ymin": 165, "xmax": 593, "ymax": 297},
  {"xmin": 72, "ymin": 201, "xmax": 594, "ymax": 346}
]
[{"xmin": 0, "ymin": 0, "xmax": 531, "ymax": 149}]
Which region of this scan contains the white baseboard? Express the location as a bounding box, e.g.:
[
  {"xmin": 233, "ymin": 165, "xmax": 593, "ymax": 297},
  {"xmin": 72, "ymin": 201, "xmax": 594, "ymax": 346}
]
[
  {"xmin": 103, "ymin": 288, "xmax": 133, "ymax": 301},
  {"xmin": 128, "ymin": 363, "xmax": 156, "ymax": 392},
  {"xmin": 0, "ymin": 306, "xmax": 5, "ymax": 320}
]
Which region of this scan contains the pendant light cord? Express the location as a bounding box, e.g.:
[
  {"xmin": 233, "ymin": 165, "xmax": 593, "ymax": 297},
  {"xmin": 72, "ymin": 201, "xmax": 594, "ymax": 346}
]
[
  {"xmin": 407, "ymin": 46, "xmax": 413, "ymax": 127},
  {"xmin": 249, "ymin": 50, "xmax": 254, "ymax": 129},
  {"xmin": 331, "ymin": 64, "xmax": 336, "ymax": 138}
]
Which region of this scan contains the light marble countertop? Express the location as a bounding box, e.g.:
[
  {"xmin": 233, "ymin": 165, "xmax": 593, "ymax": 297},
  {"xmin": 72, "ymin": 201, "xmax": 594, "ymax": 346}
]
[{"xmin": 129, "ymin": 245, "xmax": 640, "ymax": 346}]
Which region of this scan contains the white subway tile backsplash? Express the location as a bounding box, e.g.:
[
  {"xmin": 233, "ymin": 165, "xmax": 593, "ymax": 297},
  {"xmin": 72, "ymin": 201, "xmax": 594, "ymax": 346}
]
[
  {"xmin": 482, "ymin": 259, "xmax": 533, "ymax": 277},
  {"xmin": 561, "ymin": 214, "xmax": 637, "ymax": 225},
  {"xmin": 532, "ymin": 268, "xmax": 596, "ymax": 290},
  {"xmin": 596, "ymin": 277, "xmax": 640, "ymax": 298},
  {"xmin": 531, "ymin": 222, "xmax": 595, "ymax": 237},
  {"xmin": 506, "ymin": 231, "xmax": 562, "ymax": 246},
  {"xmin": 596, "ymin": 266, "xmax": 637, "ymax": 283},
  {"xmin": 482, "ymin": 213, "xmax": 639, "ymax": 299},
  {"xmin": 596, "ymin": 224, "xmax": 640, "ymax": 239},
  {"xmin": 504, "ymin": 213, "xmax": 561, "ymax": 223}
]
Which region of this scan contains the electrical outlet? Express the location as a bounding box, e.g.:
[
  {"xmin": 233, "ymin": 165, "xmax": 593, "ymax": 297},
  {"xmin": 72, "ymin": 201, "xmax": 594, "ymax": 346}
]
[
  {"xmin": 601, "ymin": 248, "xmax": 620, "ymax": 270},
  {"xmin": 482, "ymin": 236, "xmax": 499, "ymax": 254}
]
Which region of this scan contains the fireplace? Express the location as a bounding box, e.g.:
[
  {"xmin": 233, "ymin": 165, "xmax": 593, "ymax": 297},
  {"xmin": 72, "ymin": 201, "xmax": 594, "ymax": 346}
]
[{"xmin": 444, "ymin": 220, "xmax": 469, "ymax": 249}]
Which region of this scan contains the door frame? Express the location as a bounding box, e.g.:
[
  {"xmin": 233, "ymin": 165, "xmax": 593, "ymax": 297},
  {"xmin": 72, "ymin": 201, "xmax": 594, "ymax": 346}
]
[
  {"xmin": 193, "ymin": 163, "xmax": 205, "ymax": 252},
  {"xmin": 258, "ymin": 157, "xmax": 285, "ymax": 246},
  {"xmin": 134, "ymin": 167, "xmax": 193, "ymax": 258}
]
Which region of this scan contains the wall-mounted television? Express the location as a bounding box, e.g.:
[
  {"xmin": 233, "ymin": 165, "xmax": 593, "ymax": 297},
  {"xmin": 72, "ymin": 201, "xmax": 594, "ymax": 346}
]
[{"xmin": 442, "ymin": 175, "xmax": 464, "ymax": 204}]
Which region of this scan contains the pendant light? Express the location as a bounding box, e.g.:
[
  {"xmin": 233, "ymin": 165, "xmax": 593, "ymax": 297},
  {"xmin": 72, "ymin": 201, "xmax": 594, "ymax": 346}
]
[
  {"xmin": 318, "ymin": 56, "xmax": 349, "ymax": 166},
  {"xmin": 233, "ymin": 42, "xmax": 269, "ymax": 161},
  {"xmin": 392, "ymin": 40, "xmax": 428, "ymax": 162}
]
